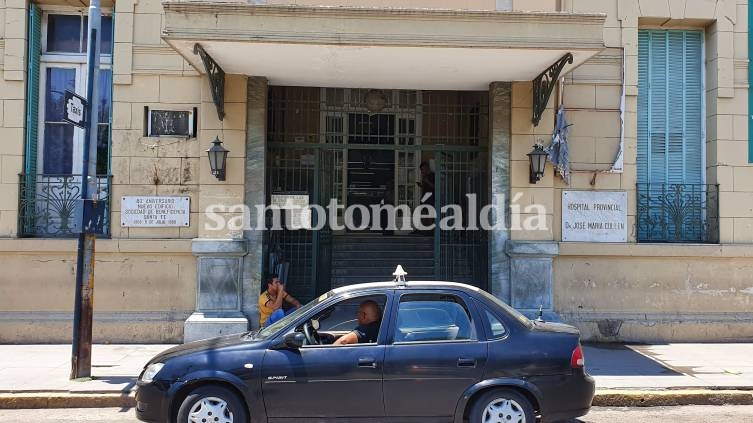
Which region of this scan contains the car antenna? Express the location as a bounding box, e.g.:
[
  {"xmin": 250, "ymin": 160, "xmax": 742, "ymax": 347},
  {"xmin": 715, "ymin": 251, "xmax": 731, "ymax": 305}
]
[
  {"xmin": 535, "ymin": 305, "xmax": 545, "ymax": 323},
  {"xmin": 393, "ymin": 265, "xmax": 408, "ymax": 287}
]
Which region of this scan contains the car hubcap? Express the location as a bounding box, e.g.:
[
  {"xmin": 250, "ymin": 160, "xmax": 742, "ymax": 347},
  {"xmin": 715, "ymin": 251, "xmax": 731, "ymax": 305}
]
[
  {"xmin": 482, "ymin": 398, "xmax": 525, "ymax": 423},
  {"xmin": 188, "ymin": 397, "xmax": 233, "ymax": 423}
]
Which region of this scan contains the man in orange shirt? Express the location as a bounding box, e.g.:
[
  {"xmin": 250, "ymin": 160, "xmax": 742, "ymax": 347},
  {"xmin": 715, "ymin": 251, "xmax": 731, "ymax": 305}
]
[{"xmin": 259, "ymin": 274, "xmax": 301, "ymax": 327}]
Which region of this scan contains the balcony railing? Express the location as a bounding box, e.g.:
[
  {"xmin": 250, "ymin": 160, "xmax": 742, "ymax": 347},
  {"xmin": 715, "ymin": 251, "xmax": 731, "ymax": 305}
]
[
  {"xmin": 636, "ymin": 183, "xmax": 719, "ymax": 243},
  {"xmin": 18, "ymin": 174, "xmax": 112, "ymax": 238}
]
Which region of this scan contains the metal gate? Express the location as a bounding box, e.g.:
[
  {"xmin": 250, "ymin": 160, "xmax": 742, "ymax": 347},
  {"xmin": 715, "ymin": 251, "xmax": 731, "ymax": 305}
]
[{"xmin": 265, "ymin": 87, "xmax": 489, "ymax": 301}]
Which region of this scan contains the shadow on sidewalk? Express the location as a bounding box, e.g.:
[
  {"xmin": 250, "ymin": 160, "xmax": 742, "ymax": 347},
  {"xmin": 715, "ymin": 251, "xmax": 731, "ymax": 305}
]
[{"xmin": 584, "ymin": 343, "xmax": 681, "ymax": 377}]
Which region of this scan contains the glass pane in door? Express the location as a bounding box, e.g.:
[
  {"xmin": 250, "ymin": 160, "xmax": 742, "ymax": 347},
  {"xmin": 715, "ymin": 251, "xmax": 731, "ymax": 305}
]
[{"xmin": 43, "ymin": 67, "xmax": 76, "ymax": 175}]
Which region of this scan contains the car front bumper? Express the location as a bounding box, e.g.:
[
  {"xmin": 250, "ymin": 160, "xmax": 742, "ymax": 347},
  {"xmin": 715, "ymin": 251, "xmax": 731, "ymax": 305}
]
[
  {"xmin": 135, "ymin": 380, "xmax": 172, "ymax": 423},
  {"xmin": 531, "ymin": 371, "xmax": 596, "ymax": 423}
]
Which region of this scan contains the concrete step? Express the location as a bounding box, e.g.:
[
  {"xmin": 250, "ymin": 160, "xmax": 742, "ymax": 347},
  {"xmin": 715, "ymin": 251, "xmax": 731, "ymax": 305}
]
[
  {"xmin": 332, "ymin": 250, "xmax": 434, "ymax": 259},
  {"xmin": 332, "ymin": 259, "xmax": 435, "ymax": 268},
  {"xmin": 332, "ymin": 266, "xmax": 435, "ymax": 277}
]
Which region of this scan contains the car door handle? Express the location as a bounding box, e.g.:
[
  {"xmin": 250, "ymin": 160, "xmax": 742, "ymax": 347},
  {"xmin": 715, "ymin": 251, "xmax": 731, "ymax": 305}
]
[
  {"xmin": 457, "ymin": 358, "xmax": 477, "ymax": 368},
  {"xmin": 358, "ymin": 357, "xmax": 377, "ymax": 368}
]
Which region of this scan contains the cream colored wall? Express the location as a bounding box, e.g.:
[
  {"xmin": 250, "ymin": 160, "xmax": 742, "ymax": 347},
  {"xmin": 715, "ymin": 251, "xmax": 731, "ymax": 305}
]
[
  {"xmin": 0, "ymin": 0, "xmax": 247, "ymax": 341},
  {"xmin": 0, "ymin": 0, "xmax": 27, "ymax": 238},
  {"xmin": 0, "ymin": 240, "xmax": 196, "ymax": 342},
  {"xmin": 513, "ymin": 0, "xmax": 753, "ymax": 341},
  {"xmin": 554, "ymin": 243, "xmax": 753, "ymax": 342}
]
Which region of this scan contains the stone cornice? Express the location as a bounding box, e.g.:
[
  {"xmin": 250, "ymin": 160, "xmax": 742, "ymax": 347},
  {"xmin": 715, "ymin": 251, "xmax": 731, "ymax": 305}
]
[
  {"xmin": 162, "ymin": 2, "xmax": 606, "ymax": 23},
  {"xmin": 162, "ymin": 3, "xmax": 606, "ymax": 50}
]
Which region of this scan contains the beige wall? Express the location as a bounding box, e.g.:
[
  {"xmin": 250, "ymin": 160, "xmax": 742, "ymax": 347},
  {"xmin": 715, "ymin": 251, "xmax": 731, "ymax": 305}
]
[
  {"xmin": 0, "ymin": 240, "xmax": 195, "ymax": 342},
  {"xmin": 0, "ymin": 0, "xmax": 248, "ymax": 342},
  {"xmin": 0, "ymin": 0, "xmax": 751, "ymax": 342},
  {"xmin": 555, "ymin": 243, "xmax": 753, "ymax": 342}
]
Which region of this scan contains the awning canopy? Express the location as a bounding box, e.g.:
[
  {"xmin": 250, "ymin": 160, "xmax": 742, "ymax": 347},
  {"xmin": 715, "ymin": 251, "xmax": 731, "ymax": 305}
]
[{"xmin": 161, "ymin": 3, "xmax": 606, "ymax": 91}]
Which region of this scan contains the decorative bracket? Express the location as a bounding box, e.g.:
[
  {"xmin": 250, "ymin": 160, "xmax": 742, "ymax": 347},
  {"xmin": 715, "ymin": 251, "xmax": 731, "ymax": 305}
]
[
  {"xmin": 532, "ymin": 53, "xmax": 573, "ymax": 127},
  {"xmin": 194, "ymin": 43, "xmax": 225, "ymax": 121}
]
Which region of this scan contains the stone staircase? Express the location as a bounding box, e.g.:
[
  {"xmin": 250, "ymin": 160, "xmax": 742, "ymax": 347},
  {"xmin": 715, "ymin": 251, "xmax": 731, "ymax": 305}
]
[{"xmin": 330, "ymin": 233, "xmax": 435, "ymax": 288}]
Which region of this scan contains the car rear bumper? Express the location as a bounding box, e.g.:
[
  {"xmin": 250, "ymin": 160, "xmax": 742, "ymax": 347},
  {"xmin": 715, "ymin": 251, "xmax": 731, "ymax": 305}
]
[
  {"xmin": 135, "ymin": 380, "xmax": 171, "ymax": 423},
  {"xmin": 530, "ymin": 371, "xmax": 595, "ymax": 423}
]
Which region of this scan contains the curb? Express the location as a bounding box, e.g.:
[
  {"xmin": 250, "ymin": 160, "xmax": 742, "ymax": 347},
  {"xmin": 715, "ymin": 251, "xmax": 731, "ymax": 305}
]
[
  {"xmin": 592, "ymin": 390, "xmax": 753, "ymax": 407},
  {"xmin": 0, "ymin": 393, "xmax": 136, "ymax": 409},
  {"xmin": 1, "ymin": 389, "xmax": 752, "ymax": 409}
]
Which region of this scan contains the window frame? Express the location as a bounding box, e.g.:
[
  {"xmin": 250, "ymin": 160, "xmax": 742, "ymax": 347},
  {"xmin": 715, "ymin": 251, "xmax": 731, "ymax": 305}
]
[
  {"xmin": 389, "ymin": 290, "xmax": 481, "ymax": 345},
  {"xmin": 271, "ymin": 289, "xmax": 393, "ymax": 349},
  {"xmin": 38, "ymin": 7, "xmax": 113, "ymax": 176}
]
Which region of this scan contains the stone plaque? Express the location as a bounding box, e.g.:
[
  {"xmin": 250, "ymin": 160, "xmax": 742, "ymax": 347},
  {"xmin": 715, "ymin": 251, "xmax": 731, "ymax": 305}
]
[
  {"xmin": 562, "ymin": 191, "xmax": 627, "ymax": 242},
  {"xmin": 121, "ymin": 196, "xmax": 190, "ymax": 227}
]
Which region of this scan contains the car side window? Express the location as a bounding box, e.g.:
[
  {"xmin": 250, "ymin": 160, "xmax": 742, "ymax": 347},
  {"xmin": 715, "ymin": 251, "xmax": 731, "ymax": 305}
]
[
  {"xmin": 482, "ymin": 308, "xmax": 507, "ymax": 339},
  {"xmin": 298, "ymin": 294, "xmax": 388, "ymax": 347},
  {"xmin": 394, "ymin": 293, "xmax": 475, "ymax": 343}
]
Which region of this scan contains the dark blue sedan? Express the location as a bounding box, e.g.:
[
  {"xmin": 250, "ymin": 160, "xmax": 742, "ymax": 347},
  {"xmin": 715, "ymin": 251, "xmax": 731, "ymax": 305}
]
[{"xmin": 135, "ymin": 279, "xmax": 594, "ymax": 423}]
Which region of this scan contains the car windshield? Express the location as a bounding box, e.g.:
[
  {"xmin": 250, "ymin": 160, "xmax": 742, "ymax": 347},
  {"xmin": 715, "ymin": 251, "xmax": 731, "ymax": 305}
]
[
  {"xmin": 255, "ymin": 290, "xmax": 335, "ymax": 339},
  {"xmin": 476, "ymin": 289, "xmax": 533, "ymax": 329}
]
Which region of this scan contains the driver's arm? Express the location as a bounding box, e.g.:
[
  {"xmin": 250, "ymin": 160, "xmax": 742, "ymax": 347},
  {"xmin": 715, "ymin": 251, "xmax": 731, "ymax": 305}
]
[{"xmin": 333, "ymin": 331, "xmax": 359, "ymax": 346}]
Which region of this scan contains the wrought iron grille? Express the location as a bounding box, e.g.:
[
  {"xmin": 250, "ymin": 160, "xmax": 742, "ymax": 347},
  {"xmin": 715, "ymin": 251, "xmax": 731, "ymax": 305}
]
[
  {"xmin": 18, "ymin": 174, "xmax": 112, "ymax": 238},
  {"xmin": 636, "ymin": 183, "xmax": 719, "ymax": 243},
  {"xmin": 265, "ymin": 87, "xmax": 489, "ymax": 301}
]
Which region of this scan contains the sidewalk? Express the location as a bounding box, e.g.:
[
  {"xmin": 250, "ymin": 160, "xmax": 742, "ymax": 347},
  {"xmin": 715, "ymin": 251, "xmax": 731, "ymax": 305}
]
[{"xmin": 0, "ymin": 343, "xmax": 751, "ymax": 408}]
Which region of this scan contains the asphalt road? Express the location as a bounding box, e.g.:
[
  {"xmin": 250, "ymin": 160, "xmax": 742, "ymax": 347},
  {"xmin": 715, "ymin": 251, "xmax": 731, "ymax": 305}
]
[{"xmin": 0, "ymin": 406, "xmax": 752, "ymax": 422}]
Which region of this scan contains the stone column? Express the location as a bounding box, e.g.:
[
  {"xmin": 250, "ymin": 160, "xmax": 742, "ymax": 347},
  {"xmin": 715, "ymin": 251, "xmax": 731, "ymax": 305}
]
[
  {"xmin": 242, "ymin": 77, "xmax": 268, "ymax": 328},
  {"xmin": 506, "ymin": 240, "xmax": 559, "ymax": 320},
  {"xmin": 488, "ymin": 82, "xmax": 512, "ymax": 302},
  {"xmin": 185, "ymin": 74, "xmax": 250, "ymax": 342},
  {"xmin": 184, "ymin": 239, "xmax": 249, "ymax": 341}
]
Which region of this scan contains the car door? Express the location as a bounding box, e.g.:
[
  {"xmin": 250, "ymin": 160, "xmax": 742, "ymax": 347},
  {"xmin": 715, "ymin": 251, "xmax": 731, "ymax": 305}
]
[
  {"xmin": 383, "ymin": 290, "xmax": 487, "ymax": 419},
  {"xmin": 261, "ymin": 291, "xmax": 392, "ymax": 420}
]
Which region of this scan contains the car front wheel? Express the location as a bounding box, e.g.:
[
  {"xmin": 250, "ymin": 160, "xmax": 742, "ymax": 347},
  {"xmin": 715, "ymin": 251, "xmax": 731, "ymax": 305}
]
[
  {"xmin": 176, "ymin": 385, "xmax": 248, "ymax": 423},
  {"xmin": 469, "ymin": 388, "xmax": 535, "ymax": 423}
]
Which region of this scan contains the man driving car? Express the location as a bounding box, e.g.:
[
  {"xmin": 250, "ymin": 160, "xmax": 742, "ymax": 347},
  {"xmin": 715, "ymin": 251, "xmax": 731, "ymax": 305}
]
[{"xmin": 333, "ymin": 300, "xmax": 381, "ymax": 345}]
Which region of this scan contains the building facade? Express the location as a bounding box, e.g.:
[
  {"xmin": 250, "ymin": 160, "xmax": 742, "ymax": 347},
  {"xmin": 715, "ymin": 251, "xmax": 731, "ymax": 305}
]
[{"xmin": 0, "ymin": 0, "xmax": 751, "ymax": 343}]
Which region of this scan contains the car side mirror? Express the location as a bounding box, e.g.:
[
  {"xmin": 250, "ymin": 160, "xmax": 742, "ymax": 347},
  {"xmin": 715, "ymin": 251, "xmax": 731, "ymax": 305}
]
[{"xmin": 283, "ymin": 332, "xmax": 306, "ymax": 349}]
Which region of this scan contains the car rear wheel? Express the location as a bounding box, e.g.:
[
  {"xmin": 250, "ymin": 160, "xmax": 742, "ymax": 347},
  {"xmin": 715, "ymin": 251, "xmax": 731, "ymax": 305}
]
[
  {"xmin": 176, "ymin": 385, "xmax": 247, "ymax": 423},
  {"xmin": 469, "ymin": 388, "xmax": 535, "ymax": 423}
]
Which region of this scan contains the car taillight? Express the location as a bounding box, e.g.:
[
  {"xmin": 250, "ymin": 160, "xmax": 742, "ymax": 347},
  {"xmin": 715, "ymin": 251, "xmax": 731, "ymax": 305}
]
[{"xmin": 571, "ymin": 344, "xmax": 585, "ymax": 369}]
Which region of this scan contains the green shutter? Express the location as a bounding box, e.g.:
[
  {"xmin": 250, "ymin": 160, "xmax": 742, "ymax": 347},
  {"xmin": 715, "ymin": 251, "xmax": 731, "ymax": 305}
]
[
  {"xmin": 637, "ymin": 29, "xmax": 704, "ymax": 185},
  {"xmin": 24, "ymin": 4, "xmax": 41, "ymax": 177}
]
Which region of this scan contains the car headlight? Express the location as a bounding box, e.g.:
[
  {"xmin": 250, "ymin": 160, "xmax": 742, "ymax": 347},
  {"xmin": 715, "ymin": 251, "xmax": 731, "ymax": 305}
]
[{"xmin": 140, "ymin": 363, "xmax": 164, "ymax": 383}]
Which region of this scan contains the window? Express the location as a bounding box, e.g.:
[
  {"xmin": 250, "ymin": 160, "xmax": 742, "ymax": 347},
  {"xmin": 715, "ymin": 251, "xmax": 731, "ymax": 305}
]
[
  {"xmin": 46, "ymin": 14, "xmax": 112, "ymax": 54},
  {"xmin": 314, "ymin": 295, "xmax": 386, "ymax": 333},
  {"xmin": 482, "ymin": 308, "xmax": 507, "ymax": 339},
  {"xmin": 19, "ymin": 6, "xmax": 114, "ymax": 237},
  {"xmin": 295, "ymin": 294, "xmax": 387, "ymax": 347},
  {"xmin": 637, "ymin": 30, "xmax": 716, "ymax": 242},
  {"xmin": 394, "ymin": 294, "xmax": 474, "ymax": 343},
  {"xmin": 39, "ymin": 11, "xmax": 113, "ymax": 175}
]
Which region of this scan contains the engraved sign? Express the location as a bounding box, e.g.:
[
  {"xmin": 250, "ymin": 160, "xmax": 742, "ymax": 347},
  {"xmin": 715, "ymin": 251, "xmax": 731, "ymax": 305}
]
[
  {"xmin": 149, "ymin": 110, "xmax": 192, "ymax": 137},
  {"xmin": 271, "ymin": 193, "xmax": 310, "ymax": 229},
  {"xmin": 121, "ymin": 196, "xmax": 190, "ymax": 227},
  {"xmin": 562, "ymin": 191, "xmax": 627, "ymax": 242}
]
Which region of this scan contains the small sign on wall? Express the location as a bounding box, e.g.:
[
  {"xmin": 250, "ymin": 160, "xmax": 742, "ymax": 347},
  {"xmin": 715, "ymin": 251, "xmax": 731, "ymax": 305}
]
[
  {"xmin": 271, "ymin": 193, "xmax": 311, "ymax": 229},
  {"xmin": 562, "ymin": 191, "xmax": 627, "ymax": 242},
  {"xmin": 121, "ymin": 196, "xmax": 190, "ymax": 227}
]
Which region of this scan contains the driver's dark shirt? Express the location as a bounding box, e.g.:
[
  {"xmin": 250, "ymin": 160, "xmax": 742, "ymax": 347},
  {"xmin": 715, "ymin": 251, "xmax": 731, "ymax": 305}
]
[{"xmin": 354, "ymin": 321, "xmax": 381, "ymax": 343}]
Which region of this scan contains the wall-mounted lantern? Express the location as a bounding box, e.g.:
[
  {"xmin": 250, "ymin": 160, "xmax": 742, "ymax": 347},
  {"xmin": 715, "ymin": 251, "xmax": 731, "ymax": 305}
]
[
  {"xmin": 206, "ymin": 137, "xmax": 229, "ymax": 181},
  {"xmin": 527, "ymin": 144, "xmax": 548, "ymax": 184}
]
